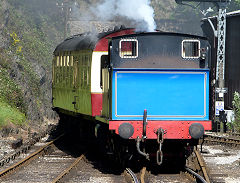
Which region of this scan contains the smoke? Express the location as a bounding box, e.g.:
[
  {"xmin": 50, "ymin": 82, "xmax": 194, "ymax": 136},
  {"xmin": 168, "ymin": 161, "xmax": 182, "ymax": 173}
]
[{"xmin": 92, "ymin": 0, "xmax": 156, "ymax": 32}]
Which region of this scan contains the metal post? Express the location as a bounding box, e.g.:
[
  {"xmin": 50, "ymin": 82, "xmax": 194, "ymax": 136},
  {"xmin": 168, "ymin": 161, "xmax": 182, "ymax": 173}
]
[
  {"xmin": 215, "ymin": 2, "xmax": 228, "ymax": 132},
  {"xmin": 56, "ymin": 0, "xmax": 73, "ymax": 39},
  {"xmin": 64, "ymin": 5, "xmax": 70, "ymax": 39},
  {"xmin": 216, "ymin": 3, "xmax": 227, "ymax": 89}
]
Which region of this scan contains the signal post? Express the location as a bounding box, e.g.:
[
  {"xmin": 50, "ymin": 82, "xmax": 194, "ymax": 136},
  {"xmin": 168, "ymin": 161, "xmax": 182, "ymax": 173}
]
[{"xmin": 175, "ymin": 0, "xmax": 231, "ymax": 132}]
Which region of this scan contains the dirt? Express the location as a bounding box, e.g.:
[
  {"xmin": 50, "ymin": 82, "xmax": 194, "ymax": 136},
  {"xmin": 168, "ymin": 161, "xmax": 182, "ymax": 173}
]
[{"xmin": 0, "ymin": 119, "xmax": 58, "ymax": 161}]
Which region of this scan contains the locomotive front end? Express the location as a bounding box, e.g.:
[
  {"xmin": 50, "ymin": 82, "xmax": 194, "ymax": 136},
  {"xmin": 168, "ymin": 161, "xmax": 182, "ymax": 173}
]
[{"xmin": 100, "ymin": 32, "xmax": 212, "ymax": 165}]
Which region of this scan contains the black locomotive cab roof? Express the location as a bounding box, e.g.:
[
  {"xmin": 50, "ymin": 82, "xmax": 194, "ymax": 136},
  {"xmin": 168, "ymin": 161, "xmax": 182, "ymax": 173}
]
[
  {"xmin": 53, "ymin": 26, "xmax": 133, "ymax": 55},
  {"xmin": 112, "ymin": 31, "xmax": 207, "ymax": 40},
  {"xmin": 110, "ymin": 31, "xmax": 210, "ymax": 69}
]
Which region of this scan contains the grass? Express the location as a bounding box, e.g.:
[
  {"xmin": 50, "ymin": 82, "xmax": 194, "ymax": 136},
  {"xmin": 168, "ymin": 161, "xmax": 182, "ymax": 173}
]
[{"xmin": 0, "ymin": 100, "xmax": 26, "ymax": 128}]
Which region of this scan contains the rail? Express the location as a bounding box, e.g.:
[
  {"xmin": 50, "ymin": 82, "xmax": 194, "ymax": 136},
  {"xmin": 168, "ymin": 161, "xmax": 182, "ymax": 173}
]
[
  {"xmin": 125, "ymin": 168, "xmax": 139, "ymax": 183},
  {"xmin": 140, "ymin": 166, "xmax": 146, "ymax": 183},
  {"xmin": 185, "ymin": 167, "xmax": 208, "ymax": 183},
  {"xmin": 228, "ymin": 132, "xmax": 240, "ymax": 137},
  {"xmin": 51, "ymin": 154, "xmax": 85, "ymax": 183},
  {"xmin": 204, "ymin": 134, "xmax": 240, "ymax": 147},
  {"xmin": 194, "ymin": 148, "xmax": 211, "ymax": 183},
  {"xmin": 185, "ymin": 148, "xmax": 210, "ymax": 183},
  {"xmin": 0, "ymin": 134, "xmax": 63, "ymax": 179},
  {"xmin": 0, "ymin": 125, "xmax": 57, "ymax": 168}
]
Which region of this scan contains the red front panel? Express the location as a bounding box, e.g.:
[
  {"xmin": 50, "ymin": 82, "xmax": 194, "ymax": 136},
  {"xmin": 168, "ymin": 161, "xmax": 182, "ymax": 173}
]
[
  {"xmin": 91, "ymin": 93, "xmax": 103, "ymax": 116},
  {"xmin": 109, "ymin": 121, "xmax": 212, "ymax": 139}
]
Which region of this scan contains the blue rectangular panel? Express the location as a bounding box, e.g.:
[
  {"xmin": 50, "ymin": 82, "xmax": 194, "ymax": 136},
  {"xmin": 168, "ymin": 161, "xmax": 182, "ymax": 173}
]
[{"xmin": 112, "ymin": 69, "xmax": 209, "ymax": 120}]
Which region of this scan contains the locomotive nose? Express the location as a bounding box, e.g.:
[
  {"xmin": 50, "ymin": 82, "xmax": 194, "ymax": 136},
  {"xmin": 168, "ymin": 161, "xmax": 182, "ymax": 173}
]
[
  {"xmin": 189, "ymin": 123, "xmax": 204, "ymax": 139},
  {"xmin": 118, "ymin": 123, "xmax": 134, "ymax": 139}
]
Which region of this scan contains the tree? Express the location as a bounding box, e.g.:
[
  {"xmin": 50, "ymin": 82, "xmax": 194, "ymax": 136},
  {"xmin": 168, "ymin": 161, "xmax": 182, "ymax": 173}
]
[
  {"xmin": 233, "ymin": 92, "xmax": 240, "ymax": 132},
  {"xmin": 236, "ymin": 0, "xmax": 240, "ymax": 5}
]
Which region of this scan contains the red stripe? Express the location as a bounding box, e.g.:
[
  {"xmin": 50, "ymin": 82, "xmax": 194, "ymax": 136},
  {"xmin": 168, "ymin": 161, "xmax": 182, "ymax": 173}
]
[
  {"xmin": 91, "ymin": 93, "xmax": 103, "ymax": 116},
  {"xmin": 94, "ymin": 29, "xmax": 135, "ymax": 51},
  {"xmin": 109, "ymin": 120, "xmax": 212, "ymax": 139}
]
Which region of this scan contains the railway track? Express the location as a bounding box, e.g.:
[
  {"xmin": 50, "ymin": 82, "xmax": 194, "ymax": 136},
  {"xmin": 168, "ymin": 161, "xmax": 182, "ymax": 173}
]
[
  {"xmin": 0, "ymin": 134, "xmax": 66, "ymax": 182},
  {"xmin": 227, "ymin": 132, "xmax": 240, "ymax": 138},
  {"xmin": 141, "ymin": 148, "xmax": 210, "ymax": 183},
  {"xmin": 200, "ymin": 133, "xmax": 240, "ymax": 182},
  {"xmin": 204, "ymin": 133, "xmax": 240, "ymax": 147},
  {"xmin": 125, "ymin": 168, "xmax": 140, "ymax": 183},
  {"xmin": 190, "ymin": 148, "xmax": 211, "ymax": 183},
  {"xmin": 145, "ymin": 169, "xmax": 209, "ymax": 183},
  {"xmin": 123, "ymin": 148, "xmax": 210, "ymax": 183},
  {"xmin": 51, "ymin": 154, "xmax": 85, "ymax": 183},
  {"xmin": 0, "ymin": 133, "xmax": 95, "ymax": 183},
  {"xmin": 0, "ymin": 133, "xmax": 128, "ymax": 183},
  {"xmin": 0, "ymin": 131, "xmax": 212, "ymax": 183},
  {"xmin": 0, "ymin": 125, "xmax": 57, "ymax": 169}
]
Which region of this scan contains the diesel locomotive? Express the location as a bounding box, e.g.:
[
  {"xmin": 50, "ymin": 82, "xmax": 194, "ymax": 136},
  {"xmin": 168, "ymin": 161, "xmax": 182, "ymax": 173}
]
[{"xmin": 52, "ymin": 27, "xmax": 212, "ymax": 166}]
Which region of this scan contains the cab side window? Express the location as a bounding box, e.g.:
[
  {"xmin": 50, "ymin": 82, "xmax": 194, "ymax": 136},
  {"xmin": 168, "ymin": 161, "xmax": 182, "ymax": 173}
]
[
  {"xmin": 100, "ymin": 55, "xmax": 109, "ymax": 89},
  {"xmin": 182, "ymin": 40, "xmax": 200, "ymax": 59},
  {"xmin": 119, "ymin": 39, "xmax": 138, "ymax": 58}
]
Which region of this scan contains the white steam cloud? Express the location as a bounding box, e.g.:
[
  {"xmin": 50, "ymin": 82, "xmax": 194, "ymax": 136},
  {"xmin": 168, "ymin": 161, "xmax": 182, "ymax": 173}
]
[{"xmin": 92, "ymin": 0, "xmax": 156, "ymax": 32}]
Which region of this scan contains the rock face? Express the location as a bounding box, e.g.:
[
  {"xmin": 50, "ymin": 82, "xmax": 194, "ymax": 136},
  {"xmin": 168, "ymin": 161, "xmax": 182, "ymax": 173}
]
[
  {"xmin": 0, "ymin": 1, "xmax": 9, "ymax": 48},
  {"xmin": 0, "ymin": 34, "xmax": 6, "ymax": 48},
  {"xmin": 0, "ymin": 0, "xmax": 60, "ymax": 132},
  {"xmin": 11, "ymin": 138, "xmax": 23, "ymax": 149}
]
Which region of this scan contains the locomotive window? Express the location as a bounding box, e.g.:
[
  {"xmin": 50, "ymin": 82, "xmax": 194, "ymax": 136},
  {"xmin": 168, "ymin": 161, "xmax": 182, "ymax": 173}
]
[
  {"xmin": 56, "ymin": 56, "xmax": 60, "ymax": 66},
  {"xmin": 66, "ymin": 56, "xmax": 70, "ymax": 66},
  {"xmin": 87, "ymin": 58, "xmax": 90, "ymax": 86},
  {"xmin": 100, "ymin": 55, "xmax": 108, "ymax": 89},
  {"xmin": 87, "ymin": 68, "xmax": 89, "ymax": 86},
  {"xmin": 70, "ymin": 56, "xmax": 73, "ymax": 66},
  {"xmin": 62, "ymin": 56, "xmax": 64, "ymax": 66},
  {"xmin": 63, "ymin": 56, "xmax": 66, "ymax": 66},
  {"xmin": 81, "ymin": 69, "xmax": 84, "ymax": 88},
  {"xmin": 85, "ymin": 55, "xmax": 87, "ymax": 64},
  {"xmin": 84, "ymin": 69, "xmax": 87, "ymax": 88},
  {"xmin": 60, "ymin": 56, "xmax": 63, "ymax": 66},
  {"xmin": 119, "ymin": 39, "xmax": 138, "ymax": 58},
  {"xmin": 182, "ymin": 40, "xmax": 200, "ymax": 59}
]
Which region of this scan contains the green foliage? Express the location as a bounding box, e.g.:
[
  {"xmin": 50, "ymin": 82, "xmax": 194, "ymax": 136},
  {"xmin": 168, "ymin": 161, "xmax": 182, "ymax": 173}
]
[
  {"xmin": 10, "ymin": 32, "xmax": 22, "ymax": 54},
  {"xmin": 0, "ymin": 51, "xmax": 10, "ymax": 69},
  {"xmin": 0, "ymin": 0, "xmax": 65, "ymax": 129},
  {"xmin": 0, "ymin": 67, "xmax": 26, "ymax": 113},
  {"xmin": 227, "ymin": 122, "xmax": 234, "ymax": 131},
  {"xmin": 7, "ymin": 7, "xmax": 54, "ymax": 67},
  {"xmin": 232, "ymin": 92, "xmax": 240, "ymax": 132},
  {"xmin": 235, "ymin": 0, "xmax": 240, "ymax": 5},
  {"xmin": 19, "ymin": 58, "xmax": 41, "ymax": 96},
  {"xmin": 1, "ymin": 2, "xmax": 61, "ymax": 101},
  {"xmin": 21, "ymin": 30, "xmax": 52, "ymax": 68},
  {"xmin": 0, "ymin": 100, "xmax": 26, "ymax": 128}
]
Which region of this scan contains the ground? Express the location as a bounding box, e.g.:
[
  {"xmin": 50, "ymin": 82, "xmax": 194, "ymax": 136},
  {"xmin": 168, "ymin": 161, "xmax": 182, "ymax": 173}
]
[{"xmin": 201, "ymin": 144, "xmax": 240, "ymax": 183}]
